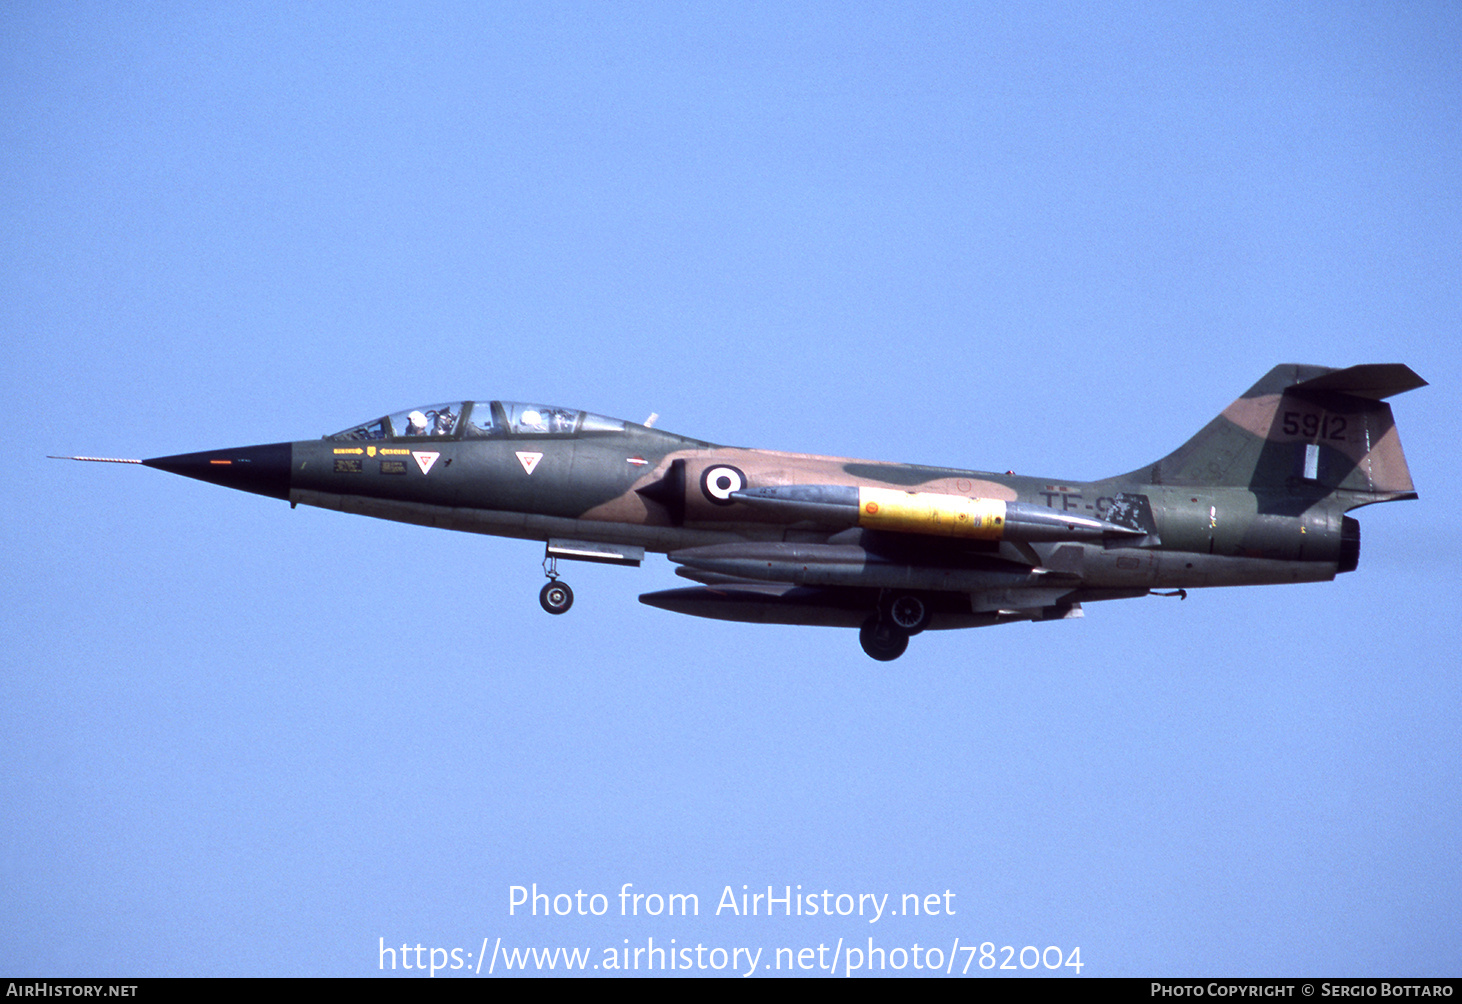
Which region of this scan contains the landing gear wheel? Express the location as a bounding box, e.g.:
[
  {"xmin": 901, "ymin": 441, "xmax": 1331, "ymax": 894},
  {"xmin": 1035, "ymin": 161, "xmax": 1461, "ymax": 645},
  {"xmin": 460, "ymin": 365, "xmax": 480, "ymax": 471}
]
[
  {"xmin": 539, "ymin": 580, "xmax": 574, "ymax": 615},
  {"xmin": 859, "ymin": 615, "xmax": 909, "ymax": 661},
  {"xmin": 884, "ymin": 593, "xmax": 931, "ymax": 635}
]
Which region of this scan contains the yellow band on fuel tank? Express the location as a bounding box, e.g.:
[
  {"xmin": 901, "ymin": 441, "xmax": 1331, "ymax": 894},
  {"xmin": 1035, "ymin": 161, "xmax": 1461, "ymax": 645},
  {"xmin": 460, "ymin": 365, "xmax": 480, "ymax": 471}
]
[{"xmin": 855, "ymin": 487, "xmax": 1007, "ymax": 540}]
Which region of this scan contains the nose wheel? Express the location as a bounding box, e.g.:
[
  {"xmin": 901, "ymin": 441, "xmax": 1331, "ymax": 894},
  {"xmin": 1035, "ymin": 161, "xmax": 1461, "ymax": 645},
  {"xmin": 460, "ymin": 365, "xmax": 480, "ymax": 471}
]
[
  {"xmin": 539, "ymin": 552, "xmax": 574, "ymax": 614},
  {"xmin": 540, "ymin": 579, "xmax": 574, "ymax": 615}
]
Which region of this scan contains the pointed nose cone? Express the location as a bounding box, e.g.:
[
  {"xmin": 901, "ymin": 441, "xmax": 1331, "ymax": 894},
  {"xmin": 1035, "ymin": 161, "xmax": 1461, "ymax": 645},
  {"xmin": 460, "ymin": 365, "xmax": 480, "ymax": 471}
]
[{"xmin": 143, "ymin": 442, "xmax": 293, "ymax": 500}]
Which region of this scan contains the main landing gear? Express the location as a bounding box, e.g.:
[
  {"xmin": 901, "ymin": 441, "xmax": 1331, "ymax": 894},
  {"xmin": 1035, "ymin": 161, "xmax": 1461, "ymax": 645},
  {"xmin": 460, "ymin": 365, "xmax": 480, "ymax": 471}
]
[
  {"xmin": 859, "ymin": 616, "xmax": 908, "ymax": 661},
  {"xmin": 858, "ymin": 592, "xmax": 932, "ymax": 661},
  {"xmin": 539, "ymin": 554, "xmax": 574, "ymax": 614}
]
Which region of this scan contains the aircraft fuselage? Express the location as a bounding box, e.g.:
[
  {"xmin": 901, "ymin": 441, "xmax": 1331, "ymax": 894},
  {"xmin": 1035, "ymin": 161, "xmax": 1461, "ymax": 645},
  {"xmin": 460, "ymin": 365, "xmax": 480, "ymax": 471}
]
[{"xmin": 66, "ymin": 365, "xmax": 1423, "ymax": 660}]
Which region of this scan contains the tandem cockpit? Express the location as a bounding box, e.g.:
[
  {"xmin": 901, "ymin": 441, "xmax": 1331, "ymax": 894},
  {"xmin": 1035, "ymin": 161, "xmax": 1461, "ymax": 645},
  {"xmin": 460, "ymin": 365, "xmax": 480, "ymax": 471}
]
[
  {"xmin": 325, "ymin": 400, "xmax": 652, "ymax": 619},
  {"xmin": 328, "ymin": 401, "xmax": 629, "ymax": 441}
]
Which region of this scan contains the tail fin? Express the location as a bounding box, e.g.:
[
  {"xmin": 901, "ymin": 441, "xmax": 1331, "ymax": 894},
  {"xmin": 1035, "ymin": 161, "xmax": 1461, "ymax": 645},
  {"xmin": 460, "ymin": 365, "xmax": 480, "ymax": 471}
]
[{"xmin": 1110, "ymin": 364, "xmax": 1425, "ymax": 504}]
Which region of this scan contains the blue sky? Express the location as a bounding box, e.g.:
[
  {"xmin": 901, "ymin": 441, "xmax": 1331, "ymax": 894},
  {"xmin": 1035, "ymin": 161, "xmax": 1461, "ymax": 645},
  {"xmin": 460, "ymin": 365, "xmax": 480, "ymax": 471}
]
[{"xmin": 4, "ymin": 2, "xmax": 1458, "ymax": 977}]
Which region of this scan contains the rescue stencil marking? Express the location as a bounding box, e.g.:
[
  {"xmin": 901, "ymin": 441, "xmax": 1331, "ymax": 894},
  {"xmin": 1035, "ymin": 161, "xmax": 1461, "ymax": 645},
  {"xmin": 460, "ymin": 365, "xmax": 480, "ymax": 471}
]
[
  {"xmin": 517, "ymin": 451, "xmax": 543, "ymax": 475},
  {"xmin": 413, "ymin": 451, "xmax": 440, "ymax": 475}
]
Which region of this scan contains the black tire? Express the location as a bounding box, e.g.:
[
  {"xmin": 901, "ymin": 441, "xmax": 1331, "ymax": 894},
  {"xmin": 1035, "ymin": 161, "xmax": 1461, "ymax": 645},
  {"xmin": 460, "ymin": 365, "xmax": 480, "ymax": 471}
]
[
  {"xmin": 859, "ymin": 616, "xmax": 909, "ymax": 661},
  {"xmin": 884, "ymin": 593, "xmax": 931, "ymax": 635},
  {"xmin": 539, "ymin": 581, "xmax": 574, "ymax": 614}
]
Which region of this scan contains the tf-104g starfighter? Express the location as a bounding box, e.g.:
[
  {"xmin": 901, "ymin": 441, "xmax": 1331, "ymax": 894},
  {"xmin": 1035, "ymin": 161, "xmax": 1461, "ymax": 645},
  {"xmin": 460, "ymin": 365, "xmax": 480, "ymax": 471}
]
[{"xmin": 56, "ymin": 363, "xmax": 1423, "ymax": 660}]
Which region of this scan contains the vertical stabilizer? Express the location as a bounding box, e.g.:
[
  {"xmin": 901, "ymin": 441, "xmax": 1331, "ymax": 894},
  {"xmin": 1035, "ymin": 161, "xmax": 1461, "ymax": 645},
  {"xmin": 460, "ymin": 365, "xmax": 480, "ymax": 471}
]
[{"xmin": 1110, "ymin": 364, "xmax": 1425, "ymax": 502}]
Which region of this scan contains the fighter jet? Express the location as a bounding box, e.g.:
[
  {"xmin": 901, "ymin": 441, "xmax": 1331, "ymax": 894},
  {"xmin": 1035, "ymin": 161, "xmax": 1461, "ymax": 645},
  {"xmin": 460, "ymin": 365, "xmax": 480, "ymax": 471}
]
[{"xmin": 55, "ymin": 363, "xmax": 1423, "ymax": 660}]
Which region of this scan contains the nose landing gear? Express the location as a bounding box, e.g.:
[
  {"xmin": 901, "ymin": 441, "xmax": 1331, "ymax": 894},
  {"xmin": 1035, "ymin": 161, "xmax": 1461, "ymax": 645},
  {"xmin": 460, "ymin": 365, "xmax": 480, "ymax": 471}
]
[
  {"xmin": 540, "ymin": 579, "xmax": 574, "ymax": 614},
  {"xmin": 539, "ymin": 553, "xmax": 573, "ymax": 614}
]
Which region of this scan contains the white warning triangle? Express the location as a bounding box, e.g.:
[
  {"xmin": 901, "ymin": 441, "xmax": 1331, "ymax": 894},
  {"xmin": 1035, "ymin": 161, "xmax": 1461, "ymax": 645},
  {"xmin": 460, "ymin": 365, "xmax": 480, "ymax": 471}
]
[
  {"xmin": 412, "ymin": 451, "xmax": 440, "ymax": 475},
  {"xmin": 516, "ymin": 451, "xmax": 543, "ymax": 475}
]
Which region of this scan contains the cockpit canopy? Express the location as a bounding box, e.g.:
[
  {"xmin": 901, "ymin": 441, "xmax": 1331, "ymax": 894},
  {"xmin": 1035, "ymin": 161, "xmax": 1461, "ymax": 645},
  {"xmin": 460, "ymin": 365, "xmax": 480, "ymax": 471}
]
[{"xmin": 328, "ymin": 401, "xmax": 626, "ymax": 441}]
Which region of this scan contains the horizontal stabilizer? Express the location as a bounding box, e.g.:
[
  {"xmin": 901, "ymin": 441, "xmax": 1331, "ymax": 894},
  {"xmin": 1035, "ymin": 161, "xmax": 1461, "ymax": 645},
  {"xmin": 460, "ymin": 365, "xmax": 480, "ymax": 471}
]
[{"xmin": 1289, "ymin": 364, "xmax": 1427, "ymax": 400}]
